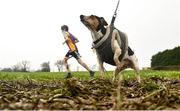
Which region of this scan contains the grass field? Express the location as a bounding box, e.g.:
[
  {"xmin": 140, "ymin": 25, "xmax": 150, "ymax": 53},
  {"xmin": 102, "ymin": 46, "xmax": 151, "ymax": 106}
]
[
  {"xmin": 0, "ymin": 70, "xmax": 179, "ymax": 110},
  {"xmin": 0, "ymin": 70, "xmax": 179, "ymax": 81}
]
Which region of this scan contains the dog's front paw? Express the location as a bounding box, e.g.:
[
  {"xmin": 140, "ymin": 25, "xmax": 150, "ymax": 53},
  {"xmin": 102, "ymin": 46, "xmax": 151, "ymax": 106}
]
[{"xmin": 117, "ymin": 63, "xmax": 124, "ymax": 70}]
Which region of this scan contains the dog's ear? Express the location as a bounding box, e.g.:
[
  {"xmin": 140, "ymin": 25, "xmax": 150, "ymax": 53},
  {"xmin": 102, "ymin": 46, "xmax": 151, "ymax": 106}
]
[{"xmin": 100, "ymin": 17, "xmax": 108, "ymax": 26}]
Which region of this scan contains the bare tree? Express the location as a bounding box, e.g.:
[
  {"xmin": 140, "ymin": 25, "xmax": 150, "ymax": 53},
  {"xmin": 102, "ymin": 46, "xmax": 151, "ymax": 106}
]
[
  {"xmin": 11, "ymin": 61, "xmax": 30, "ymax": 72},
  {"xmin": 12, "ymin": 63, "xmax": 22, "ymax": 72},
  {"xmin": 41, "ymin": 62, "xmax": 50, "ymax": 72},
  {"xmin": 21, "ymin": 60, "xmax": 30, "ymax": 72},
  {"xmin": 54, "ymin": 60, "xmax": 63, "ymax": 72}
]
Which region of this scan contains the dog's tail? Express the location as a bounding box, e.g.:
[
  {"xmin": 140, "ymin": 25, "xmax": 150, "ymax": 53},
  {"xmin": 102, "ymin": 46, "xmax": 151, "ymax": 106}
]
[{"xmin": 128, "ymin": 47, "xmax": 134, "ymax": 56}]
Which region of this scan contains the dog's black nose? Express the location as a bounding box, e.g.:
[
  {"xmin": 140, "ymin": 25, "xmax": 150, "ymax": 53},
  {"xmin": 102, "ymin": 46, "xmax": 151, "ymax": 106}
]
[{"xmin": 80, "ymin": 15, "xmax": 84, "ymax": 20}]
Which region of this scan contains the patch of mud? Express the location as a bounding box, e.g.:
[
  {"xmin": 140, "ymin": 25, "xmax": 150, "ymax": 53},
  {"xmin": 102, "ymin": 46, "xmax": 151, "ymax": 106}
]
[{"xmin": 0, "ymin": 77, "xmax": 179, "ymax": 110}]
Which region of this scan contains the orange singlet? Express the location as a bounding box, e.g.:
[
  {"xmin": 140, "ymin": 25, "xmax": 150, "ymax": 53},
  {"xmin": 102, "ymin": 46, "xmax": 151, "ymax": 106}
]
[{"xmin": 65, "ymin": 32, "xmax": 77, "ymax": 52}]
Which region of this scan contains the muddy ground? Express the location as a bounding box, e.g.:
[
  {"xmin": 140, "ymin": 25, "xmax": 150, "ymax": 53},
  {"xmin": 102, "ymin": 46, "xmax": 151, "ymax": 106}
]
[{"xmin": 0, "ymin": 77, "xmax": 179, "ymax": 110}]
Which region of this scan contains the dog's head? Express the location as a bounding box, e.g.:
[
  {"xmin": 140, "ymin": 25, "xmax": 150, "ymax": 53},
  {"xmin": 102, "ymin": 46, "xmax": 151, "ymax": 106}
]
[{"xmin": 80, "ymin": 15, "xmax": 108, "ymax": 31}]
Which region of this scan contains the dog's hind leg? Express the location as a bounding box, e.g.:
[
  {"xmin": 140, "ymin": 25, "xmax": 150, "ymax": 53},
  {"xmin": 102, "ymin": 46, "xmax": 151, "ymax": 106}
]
[{"xmin": 129, "ymin": 55, "xmax": 141, "ymax": 83}]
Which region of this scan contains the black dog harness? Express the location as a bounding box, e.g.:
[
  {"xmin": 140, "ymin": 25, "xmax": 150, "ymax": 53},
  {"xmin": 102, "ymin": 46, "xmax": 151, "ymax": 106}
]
[{"xmin": 92, "ymin": 26, "xmax": 128, "ymax": 66}]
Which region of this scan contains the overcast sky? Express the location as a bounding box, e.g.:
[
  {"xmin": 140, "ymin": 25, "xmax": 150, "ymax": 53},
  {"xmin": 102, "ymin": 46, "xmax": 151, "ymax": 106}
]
[{"xmin": 0, "ymin": 0, "xmax": 179, "ymax": 71}]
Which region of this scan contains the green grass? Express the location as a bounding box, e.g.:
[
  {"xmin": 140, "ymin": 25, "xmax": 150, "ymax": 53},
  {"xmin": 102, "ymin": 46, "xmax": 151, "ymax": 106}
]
[
  {"xmin": 122, "ymin": 70, "xmax": 180, "ymax": 79},
  {"xmin": 0, "ymin": 70, "xmax": 179, "ymax": 81}
]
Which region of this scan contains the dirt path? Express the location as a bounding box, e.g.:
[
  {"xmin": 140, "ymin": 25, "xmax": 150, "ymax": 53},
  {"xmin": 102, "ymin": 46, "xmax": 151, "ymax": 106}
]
[{"xmin": 0, "ymin": 77, "xmax": 179, "ymax": 110}]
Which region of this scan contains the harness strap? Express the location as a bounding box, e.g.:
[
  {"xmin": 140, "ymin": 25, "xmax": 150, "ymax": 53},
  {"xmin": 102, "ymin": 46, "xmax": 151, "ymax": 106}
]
[
  {"xmin": 92, "ymin": 26, "xmax": 128, "ymax": 63},
  {"xmin": 92, "ymin": 27, "xmax": 111, "ymax": 49}
]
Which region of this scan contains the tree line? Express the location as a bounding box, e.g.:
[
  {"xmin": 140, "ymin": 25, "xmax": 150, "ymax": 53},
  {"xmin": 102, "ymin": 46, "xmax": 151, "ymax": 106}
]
[
  {"xmin": 151, "ymin": 46, "xmax": 180, "ymax": 68},
  {"xmin": 0, "ymin": 60, "xmax": 64, "ymax": 72}
]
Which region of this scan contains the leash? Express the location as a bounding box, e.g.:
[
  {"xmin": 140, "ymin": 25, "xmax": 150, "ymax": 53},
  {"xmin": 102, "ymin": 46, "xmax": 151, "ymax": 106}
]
[{"xmin": 110, "ymin": 0, "xmax": 120, "ymax": 26}]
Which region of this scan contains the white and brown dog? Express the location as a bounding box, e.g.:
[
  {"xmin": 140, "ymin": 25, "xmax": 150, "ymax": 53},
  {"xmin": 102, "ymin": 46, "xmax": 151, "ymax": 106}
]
[{"xmin": 80, "ymin": 15, "xmax": 140, "ymax": 82}]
